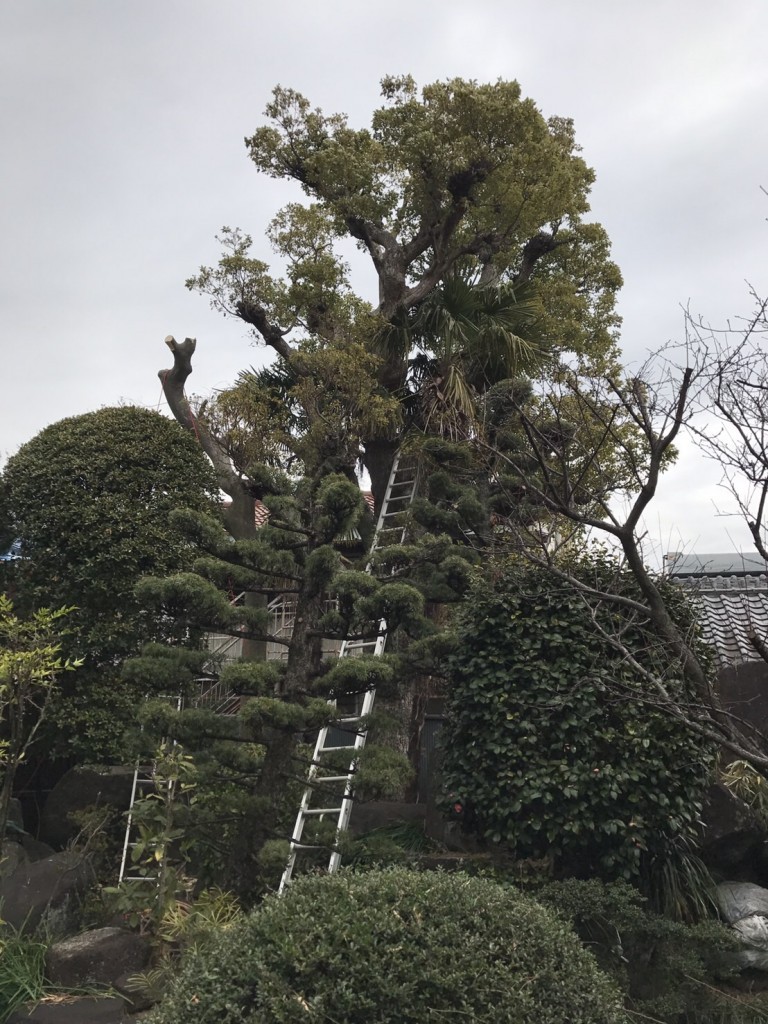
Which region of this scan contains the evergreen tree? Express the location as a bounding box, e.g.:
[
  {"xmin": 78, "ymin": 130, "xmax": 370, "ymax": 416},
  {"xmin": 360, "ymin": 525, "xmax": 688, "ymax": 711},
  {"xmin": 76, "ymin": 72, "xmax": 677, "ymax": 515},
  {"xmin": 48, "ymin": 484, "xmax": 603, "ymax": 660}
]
[{"xmin": 1, "ymin": 407, "xmax": 220, "ymax": 761}]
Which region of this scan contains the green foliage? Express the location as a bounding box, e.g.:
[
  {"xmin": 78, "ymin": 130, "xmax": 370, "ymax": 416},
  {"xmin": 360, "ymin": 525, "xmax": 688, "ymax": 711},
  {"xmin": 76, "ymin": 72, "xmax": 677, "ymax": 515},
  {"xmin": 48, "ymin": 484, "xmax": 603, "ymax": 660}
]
[
  {"xmin": 533, "ymin": 877, "xmax": 756, "ymax": 1023},
  {"xmin": 440, "ymin": 558, "xmax": 717, "ymax": 883},
  {"xmin": 0, "ymin": 598, "xmax": 79, "ymax": 853},
  {"xmin": 3, "ymin": 407, "xmax": 219, "ymax": 665},
  {"xmin": 102, "ymin": 740, "xmax": 198, "ymax": 933},
  {"xmin": 0, "ymin": 928, "xmax": 47, "ymax": 1024},
  {"xmin": 721, "ymin": 760, "xmax": 768, "ymax": 828},
  {"xmin": 1, "ymin": 407, "xmax": 219, "ymax": 762},
  {"xmin": 148, "ymin": 868, "xmax": 625, "ymax": 1024}
]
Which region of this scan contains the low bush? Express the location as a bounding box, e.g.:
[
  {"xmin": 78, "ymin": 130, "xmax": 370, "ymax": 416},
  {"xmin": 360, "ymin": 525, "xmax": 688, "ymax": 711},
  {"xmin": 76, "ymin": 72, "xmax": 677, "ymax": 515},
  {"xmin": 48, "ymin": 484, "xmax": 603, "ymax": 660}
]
[
  {"xmin": 149, "ymin": 867, "xmax": 626, "ymax": 1023},
  {"xmin": 535, "ymin": 878, "xmax": 760, "ymax": 1023}
]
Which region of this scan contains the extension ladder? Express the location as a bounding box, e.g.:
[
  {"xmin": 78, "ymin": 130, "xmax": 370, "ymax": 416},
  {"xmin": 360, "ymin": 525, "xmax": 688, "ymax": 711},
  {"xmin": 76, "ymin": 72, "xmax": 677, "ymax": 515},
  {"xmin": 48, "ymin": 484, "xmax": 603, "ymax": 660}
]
[{"xmin": 279, "ymin": 450, "xmax": 419, "ymax": 891}]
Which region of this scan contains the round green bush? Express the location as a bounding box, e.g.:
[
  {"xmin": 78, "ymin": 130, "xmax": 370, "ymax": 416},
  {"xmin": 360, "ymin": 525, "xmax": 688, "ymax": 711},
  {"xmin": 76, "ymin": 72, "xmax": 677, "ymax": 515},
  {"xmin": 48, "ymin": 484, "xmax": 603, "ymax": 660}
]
[{"xmin": 150, "ymin": 868, "xmax": 625, "ymax": 1023}]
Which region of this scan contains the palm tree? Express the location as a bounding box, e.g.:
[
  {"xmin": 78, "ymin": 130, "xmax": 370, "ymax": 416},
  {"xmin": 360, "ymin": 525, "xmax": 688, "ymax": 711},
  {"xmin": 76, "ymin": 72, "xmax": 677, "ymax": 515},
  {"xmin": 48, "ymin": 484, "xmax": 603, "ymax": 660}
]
[{"xmin": 378, "ymin": 275, "xmax": 545, "ymax": 440}]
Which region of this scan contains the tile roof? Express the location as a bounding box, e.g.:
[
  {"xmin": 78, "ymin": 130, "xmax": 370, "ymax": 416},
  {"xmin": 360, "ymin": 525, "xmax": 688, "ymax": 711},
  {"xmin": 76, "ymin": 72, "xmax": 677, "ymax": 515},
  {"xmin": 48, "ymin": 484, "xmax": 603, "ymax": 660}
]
[{"xmin": 676, "ymin": 574, "xmax": 768, "ymax": 667}]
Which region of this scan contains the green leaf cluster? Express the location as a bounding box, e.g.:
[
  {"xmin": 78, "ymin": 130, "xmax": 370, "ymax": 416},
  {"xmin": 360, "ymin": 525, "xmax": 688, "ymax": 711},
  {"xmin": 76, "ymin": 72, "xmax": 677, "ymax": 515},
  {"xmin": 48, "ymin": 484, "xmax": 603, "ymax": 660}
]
[{"xmin": 440, "ymin": 557, "xmax": 717, "ymax": 882}]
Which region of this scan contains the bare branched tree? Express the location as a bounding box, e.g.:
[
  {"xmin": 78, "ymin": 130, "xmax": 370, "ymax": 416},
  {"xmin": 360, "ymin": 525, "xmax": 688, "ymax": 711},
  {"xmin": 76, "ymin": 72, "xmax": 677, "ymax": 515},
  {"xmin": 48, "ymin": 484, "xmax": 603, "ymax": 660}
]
[
  {"xmin": 688, "ymin": 291, "xmax": 768, "ymax": 559},
  {"xmin": 475, "ymin": 304, "xmax": 768, "ymax": 770}
]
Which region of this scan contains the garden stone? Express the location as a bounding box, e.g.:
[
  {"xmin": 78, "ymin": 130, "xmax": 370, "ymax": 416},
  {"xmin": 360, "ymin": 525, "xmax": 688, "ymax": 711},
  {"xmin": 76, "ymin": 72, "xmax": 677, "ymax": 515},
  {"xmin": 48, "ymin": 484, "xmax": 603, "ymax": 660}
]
[
  {"xmin": 8, "ymin": 796, "xmax": 25, "ymax": 829},
  {"xmin": 39, "ymin": 767, "xmax": 133, "ymax": 849},
  {"xmin": 113, "ymin": 972, "xmax": 157, "ymax": 1014},
  {"xmin": 0, "ymin": 840, "xmax": 30, "ymax": 879},
  {"xmin": 717, "ymin": 881, "xmax": 768, "ymax": 975},
  {"xmin": 20, "ymin": 835, "xmax": 56, "ymax": 862},
  {"xmin": 0, "ymin": 850, "xmax": 91, "ymax": 937},
  {"xmin": 718, "ymin": 881, "xmax": 768, "ymax": 924},
  {"xmin": 46, "ymin": 927, "xmax": 151, "ymax": 989},
  {"xmin": 7, "ymin": 997, "xmax": 129, "ymax": 1023}
]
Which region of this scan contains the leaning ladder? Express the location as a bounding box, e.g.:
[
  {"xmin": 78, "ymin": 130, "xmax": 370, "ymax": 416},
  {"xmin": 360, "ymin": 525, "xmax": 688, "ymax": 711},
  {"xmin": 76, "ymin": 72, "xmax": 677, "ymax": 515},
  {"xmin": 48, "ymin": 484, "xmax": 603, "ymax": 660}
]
[
  {"xmin": 279, "ymin": 450, "xmax": 419, "ymax": 891},
  {"xmin": 118, "ymin": 592, "xmax": 246, "ymax": 887},
  {"xmin": 118, "ymin": 696, "xmax": 183, "ymax": 888}
]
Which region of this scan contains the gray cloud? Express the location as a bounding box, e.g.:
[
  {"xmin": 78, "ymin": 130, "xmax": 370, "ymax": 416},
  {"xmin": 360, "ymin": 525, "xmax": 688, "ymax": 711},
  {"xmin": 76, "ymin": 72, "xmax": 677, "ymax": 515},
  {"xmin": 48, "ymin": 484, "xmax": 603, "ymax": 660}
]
[{"xmin": 1, "ymin": 0, "xmax": 766, "ymax": 553}]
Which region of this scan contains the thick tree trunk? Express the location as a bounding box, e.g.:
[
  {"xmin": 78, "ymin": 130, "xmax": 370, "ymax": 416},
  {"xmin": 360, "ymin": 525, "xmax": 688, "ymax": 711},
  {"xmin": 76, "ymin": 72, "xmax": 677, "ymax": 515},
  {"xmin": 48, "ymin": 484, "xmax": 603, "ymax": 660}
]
[{"xmin": 363, "ymin": 438, "xmax": 400, "ymax": 516}]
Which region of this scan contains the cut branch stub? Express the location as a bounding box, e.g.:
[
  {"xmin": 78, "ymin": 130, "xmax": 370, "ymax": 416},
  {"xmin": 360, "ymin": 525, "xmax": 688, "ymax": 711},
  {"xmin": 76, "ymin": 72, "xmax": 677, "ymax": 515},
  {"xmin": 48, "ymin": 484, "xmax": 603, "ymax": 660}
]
[{"xmin": 160, "ymin": 335, "xmax": 255, "ymax": 539}]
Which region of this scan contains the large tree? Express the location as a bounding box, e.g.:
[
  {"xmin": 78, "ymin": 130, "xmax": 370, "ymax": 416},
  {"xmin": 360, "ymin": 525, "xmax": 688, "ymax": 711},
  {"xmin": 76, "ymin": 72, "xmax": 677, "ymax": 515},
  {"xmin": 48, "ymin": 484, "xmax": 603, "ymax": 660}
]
[
  {"xmin": 473, "ymin": 290, "xmax": 768, "ymax": 773},
  {"xmin": 137, "ymin": 76, "xmax": 626, "ymax": 891},
  {"xmin": 167, "ymin": 75, "xmax": 622, "ymax": 530}
]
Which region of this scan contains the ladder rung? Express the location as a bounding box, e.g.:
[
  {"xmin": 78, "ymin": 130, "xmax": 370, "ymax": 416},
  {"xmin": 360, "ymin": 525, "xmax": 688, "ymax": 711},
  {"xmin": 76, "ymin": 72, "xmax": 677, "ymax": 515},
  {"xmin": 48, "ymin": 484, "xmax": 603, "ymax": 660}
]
[{"xmin": 279, "ymin": 449, "xmax": 418, "ymax": 893}]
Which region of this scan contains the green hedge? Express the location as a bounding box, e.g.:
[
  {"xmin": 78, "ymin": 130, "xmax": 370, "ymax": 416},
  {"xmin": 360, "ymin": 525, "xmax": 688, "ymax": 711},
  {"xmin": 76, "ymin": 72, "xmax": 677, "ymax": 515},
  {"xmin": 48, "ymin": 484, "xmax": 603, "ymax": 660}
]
[
  {"xmin": 150, "ymin": 868, "xmax": 626, "ymax": 1023},
  {"xmin": 440, "ymin": 559, "xmax": 717, "ymax": 881}
]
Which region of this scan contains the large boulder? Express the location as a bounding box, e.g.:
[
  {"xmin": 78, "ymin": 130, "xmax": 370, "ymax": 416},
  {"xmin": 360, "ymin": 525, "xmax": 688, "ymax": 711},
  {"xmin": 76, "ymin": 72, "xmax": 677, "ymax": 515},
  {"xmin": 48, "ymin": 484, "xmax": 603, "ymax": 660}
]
[
  {"xmin": 7, "ymin": 997, "xmax": 129, "ymax": 1023},
  {"xmin": 39, "ymin": 767, "xmax": 133, "ymax": 849},
  {"xmin": 718, "ymin": 881, "xmax": 768, "ymax": 974},
  {"xmin": 0, "ymin": 840, "xmax": 30, "ymax": 880},
  {"xmin": 0, "ymin": 850, "xmax": 92, "ymax": 937},
  {"xmin": 46, "ymin": 927, "xmax": 151, "ymax": 989}
]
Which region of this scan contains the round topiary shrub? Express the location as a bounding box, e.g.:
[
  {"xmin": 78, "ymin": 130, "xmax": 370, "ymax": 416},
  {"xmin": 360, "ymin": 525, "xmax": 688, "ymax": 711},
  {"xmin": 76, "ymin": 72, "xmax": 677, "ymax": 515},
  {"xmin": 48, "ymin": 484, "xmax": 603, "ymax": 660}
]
[{"xmin": 149, "ymin": 868, "xmax": 625, "ymax": 1023}]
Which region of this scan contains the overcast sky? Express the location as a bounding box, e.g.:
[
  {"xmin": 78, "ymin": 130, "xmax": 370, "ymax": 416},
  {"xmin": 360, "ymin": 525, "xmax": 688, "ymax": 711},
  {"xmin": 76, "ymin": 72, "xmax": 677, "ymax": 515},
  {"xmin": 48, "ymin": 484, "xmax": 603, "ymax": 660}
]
[{"xmin": 1, "ymin": 0, "xmax": 766, "ymax": 557}]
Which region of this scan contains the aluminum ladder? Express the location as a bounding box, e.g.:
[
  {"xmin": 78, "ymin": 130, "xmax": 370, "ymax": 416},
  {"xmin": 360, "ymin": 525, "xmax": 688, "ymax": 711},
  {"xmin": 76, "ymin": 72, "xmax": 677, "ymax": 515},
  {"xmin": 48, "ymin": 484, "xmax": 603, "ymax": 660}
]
[
  {"xmin": 119, "ymin": 591, "xmax": 246, "ymax": 887},
  {"xmin": 118, "ymin": 697, "xmax": 183, "ymax": 888},
  {"xmin": 279, "ymin": 450, "xmax": 419, "ymax": 891}
]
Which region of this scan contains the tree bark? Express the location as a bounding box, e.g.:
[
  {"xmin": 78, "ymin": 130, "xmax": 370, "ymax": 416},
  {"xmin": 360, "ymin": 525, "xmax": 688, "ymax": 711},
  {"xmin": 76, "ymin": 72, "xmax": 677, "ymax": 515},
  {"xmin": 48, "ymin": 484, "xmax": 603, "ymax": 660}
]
[{"xmin": 160, "ymin": 336, "xmax": 255, "ymax": 541}]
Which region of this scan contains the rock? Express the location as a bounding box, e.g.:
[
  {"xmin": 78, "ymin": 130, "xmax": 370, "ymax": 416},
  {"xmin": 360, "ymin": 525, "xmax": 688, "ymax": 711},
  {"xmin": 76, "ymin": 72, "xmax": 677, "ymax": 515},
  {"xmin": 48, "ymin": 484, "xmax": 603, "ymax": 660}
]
[
  {"xmin": 46, "ymin": 927, "xmax": 151, "ymax": 989},
  {"xmin": 7, "ymin": 997, "xmax": 129, "ymax": 1023},
  {"xmin": 39, "ymin": 767, "xmax": 133, "ymax": 849},
  {"xmin": 0, "ymin": 850, "xmax": 92, "ymax": 937},
  {"xmin": 718, "ymin": 881, "xmax": 768, "ymax": 976},
  {"xmin": 8, "ymin": 796, "xmax": 25, "ymax": 830},
  {"xmin": 1, "ymin": 840, "xmax": 30, "ymax": 880},
  {"xmin": 718, "ymin": 881, "xmax": 768, "ymax": 924},
  {"xmin": 113, "ymin": 972, "xmax": 157, "ymax": 1014},
  {"xmin": 19, "ymin": 835, "xmax": 56, "ymax": 863}
]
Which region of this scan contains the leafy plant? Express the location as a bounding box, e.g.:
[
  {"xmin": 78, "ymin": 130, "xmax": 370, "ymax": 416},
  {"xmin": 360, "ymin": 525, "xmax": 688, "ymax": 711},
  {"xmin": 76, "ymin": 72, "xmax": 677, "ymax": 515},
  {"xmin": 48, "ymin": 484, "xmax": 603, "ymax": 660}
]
[
  {"xmin": 0, "ymin": 598, "xmax": 80, "ymax": 855},
  {"xmin": 0, "ymin": 927, "xmax": 47, "ymax": 1024},
  {"xmin": 124, "ymin": 887, "xmax": 242, "ymax": 1008},
  {"xmin": 722, "ymin": 760, "xmax": 768, "ymax": 828},
  {"xmin": 101, "ymin": 741, "xmax": 198, "ymax": 933},
  {"xmin": 440, "ymin": 555, "xmax": 718, "ymax": 884},
  {"xmin": 148, "ymin": 868, "xmax": 626, "ymax": 1023},
  {"xmin": 533, "ymin": 877, "xmax": 764, "ymax": 1024}
]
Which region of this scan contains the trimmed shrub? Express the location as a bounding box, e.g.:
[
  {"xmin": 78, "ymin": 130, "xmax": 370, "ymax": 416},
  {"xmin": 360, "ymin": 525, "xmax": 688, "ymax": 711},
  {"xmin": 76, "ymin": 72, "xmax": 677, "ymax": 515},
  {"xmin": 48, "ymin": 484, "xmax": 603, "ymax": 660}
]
[
  {"xmin": 440, "ymin": 558, "xmax": 717, "ymax": 882},
  {"xmin": 149, "ymin": 868, "xmax": 626, "ymax": 1023}
]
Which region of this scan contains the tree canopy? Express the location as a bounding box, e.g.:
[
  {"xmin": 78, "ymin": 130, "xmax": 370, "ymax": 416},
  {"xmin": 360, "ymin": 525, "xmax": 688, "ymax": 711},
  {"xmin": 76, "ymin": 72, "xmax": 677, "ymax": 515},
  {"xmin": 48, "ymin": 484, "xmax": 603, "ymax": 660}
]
[{"xmin": 176, "ymin": 75, "xmax": 623, "ymax": 517}]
